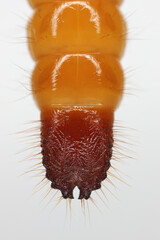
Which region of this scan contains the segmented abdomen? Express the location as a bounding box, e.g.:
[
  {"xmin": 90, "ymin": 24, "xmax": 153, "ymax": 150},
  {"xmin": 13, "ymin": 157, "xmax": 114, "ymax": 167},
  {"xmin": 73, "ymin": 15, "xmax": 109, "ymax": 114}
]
[{"xmin": 28, "ymin": 0, "xmax": 126, "ymax": 199}]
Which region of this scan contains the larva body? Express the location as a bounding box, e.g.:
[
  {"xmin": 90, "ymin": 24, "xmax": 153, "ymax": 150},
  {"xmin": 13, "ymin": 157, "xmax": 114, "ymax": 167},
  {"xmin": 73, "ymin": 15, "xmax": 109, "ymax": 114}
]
[{"xmin": 27, "ymin": 0, "xmax": 126, "ymax": 199}]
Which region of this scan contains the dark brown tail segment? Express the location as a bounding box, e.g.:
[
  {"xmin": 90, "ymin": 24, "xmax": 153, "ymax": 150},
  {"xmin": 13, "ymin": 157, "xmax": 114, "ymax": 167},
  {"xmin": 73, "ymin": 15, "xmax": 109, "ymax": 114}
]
[{"xmin": 41, "ymin": 107, "xmax": 113, "ymax": 200}]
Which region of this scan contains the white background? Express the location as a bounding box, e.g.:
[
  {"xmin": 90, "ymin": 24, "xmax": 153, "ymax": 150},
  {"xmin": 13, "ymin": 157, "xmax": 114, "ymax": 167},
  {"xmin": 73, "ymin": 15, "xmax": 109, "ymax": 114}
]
[{"xmin": 0, "ymin": 0, "xmax": 160, "ymax": 239}]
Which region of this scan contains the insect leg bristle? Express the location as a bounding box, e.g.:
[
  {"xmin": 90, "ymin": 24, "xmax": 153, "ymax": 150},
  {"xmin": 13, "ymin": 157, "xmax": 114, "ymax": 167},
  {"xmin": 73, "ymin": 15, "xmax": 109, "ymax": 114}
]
[
  {"xmin": 105, "ymin": 177, "xmax": 117, "ymax": 191},
  {"xmin": 86, "ymin": 200, "xmax": 91, "ymax": 225},
  {"xmin": 111, "ymin": 164, "xmax": 131, "ymax": 179},
  {"xmin": 12, "ymin": 11, "xmax": 30, "ymax": 23},
  {"xmin": 33, "ymin": 176, "xmax": 49, "ymax": 194},
  {"xmin": 107, "ymin": 171, "xmax": 130, "ymax": 187},
  {"xmin": 102, "ymin": 182, "xmax": 119, "ymax": 201},
  {"xmin": 32, "ymin": 180, "xmax": 46, "ymax": 195},
  {"xmin": 64, "ymin": 199, "xmax": 68, "ymax": 224},
  {"xmin": 100, "ymin": 188, "xmax": 109, "ymax": 203},
  {"xmin": 113, "ymin": 148, "xmax": 135, "ymax": 161},
  {"xmin": 113, "ymin": 142, "xmax": 136, "ymax": 158},
  {"xmin": 81, "ymin": 199, "xmax": 86, "ymax": 217},
  {"xmin": 46, "ymin": 190, "xmax": 59, "ymax": 208},
  {"xmin": 14, "ymin": 126, "xmax": 40, "ymax": 135},
  {"xmin": 89, "ymin": 196, "xmax": 101, "ymax": 213},
  {"xmin": 41, "ymin": 187, "xmax": 52, "ymax": 202},
  {"xmin": 21, "ymin": 167, "xmax": 45, "ymax": 178},
  {"xmin": 49, "ymin": 196, "xmax": 64, "ymax": 214},
  {"xmin": 68, "ymin": 198, "xmax": 72, "ymax": 213},
  {"xmin": 95, "ymin": 190, "xmax": 108, "ymax": 208}
]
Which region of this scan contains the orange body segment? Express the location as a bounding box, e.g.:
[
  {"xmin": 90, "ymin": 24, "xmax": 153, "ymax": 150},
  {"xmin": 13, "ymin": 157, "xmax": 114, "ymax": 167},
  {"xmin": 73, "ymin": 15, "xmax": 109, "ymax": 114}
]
[
  {"xmin": 32, "ymin": 54, "xmax": 124, "ymax": 110},
  {"xmin": 28, "ymin": 0, "xmax": 123, "ymax": 9},
  {"xmin": 28, "ymin": 1, "xmax": 126, "ymax": 59}
]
